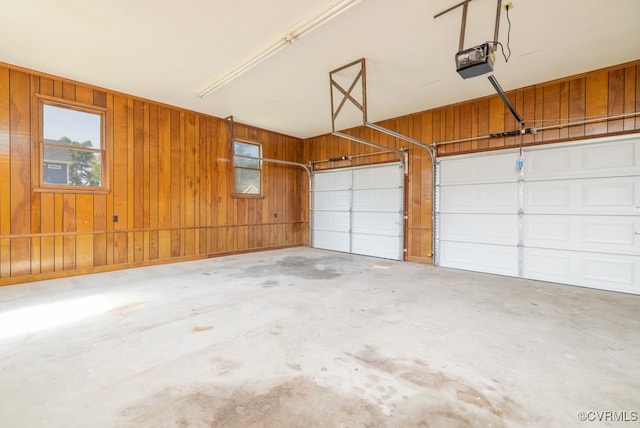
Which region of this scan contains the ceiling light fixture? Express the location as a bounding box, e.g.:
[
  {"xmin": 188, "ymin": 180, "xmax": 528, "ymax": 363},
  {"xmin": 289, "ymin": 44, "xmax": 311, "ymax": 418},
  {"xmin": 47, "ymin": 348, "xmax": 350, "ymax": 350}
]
[{"xmin": 197, "ymin": 0, "xmax": 362, "ymax": 99}]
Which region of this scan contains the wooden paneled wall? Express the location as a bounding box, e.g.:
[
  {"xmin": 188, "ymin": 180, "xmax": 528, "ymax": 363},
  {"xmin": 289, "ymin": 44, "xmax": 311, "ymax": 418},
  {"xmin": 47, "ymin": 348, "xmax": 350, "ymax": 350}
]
[
  {"xmin": 303, "ymin": 60, "xmax": 640, "ymax": 263},
  {"xmin": 0, "ymin": 63, "xmax": 308, "ymax": 285},
  {"xmin": 1, "ymin": 60, "xmax": 637, "ymax": 282}
]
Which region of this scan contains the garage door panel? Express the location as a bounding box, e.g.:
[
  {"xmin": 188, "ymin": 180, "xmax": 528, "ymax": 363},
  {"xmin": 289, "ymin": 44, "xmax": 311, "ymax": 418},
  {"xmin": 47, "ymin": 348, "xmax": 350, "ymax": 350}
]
[
  {"xmin": 352, "ymin": 234, "xmax": 401, "ymax": 260},
  {"xmin": 523, "ymin": 216, "xmax": 571, "ymax": 243},
  {"xmin": 525, "ymin": 177, "xmax": 639, "ymax": 215},
  {"xmin": 582, "ymin": 218, "xmax": 638, "ymax": 247},
  {"xmin": 440, "ymin": 183, "xmax": 518, "ymax": 213},
  {"xmin": 524, "ymin": 181, "xmax": 571, "ymax": 209},
  {"xmin": 311, "ymin": 163, "xmax": 404, "ymax": 261},
  {"xmin": 352, "ymin": 212, "xmax": 401, "ymax": 236},
  {"xmin": 525, "ymin": 137, "xmax": 640, "ymax": 180},
  {"xmin": 353, "ymin": 188, "xmax": 401, "ymax": 212},
  {"xmin": 525, "ymin": 147, "xmax": 572, "ymax": 179},
  {"xmin": 313, "ymin": 230, "xmax": 350, "ymax": 253},
  {"xmin": 313, "ymin": 190, "xmax": 351, "ymax": 211},
  {"xmin": 353, "ymin": 164, "xmax": 403, "ymax": 189},
  {"xmin": 582, "ymin": 180, "xmax": 636, "ymax": 208},
  {"xmin": 313, "ymin": 170, "xmax": 352, "ymax": 191},
  {"xmin": 438, "ymin": 134, "xmax": 640, "ymax": 295},
  {"xmin": 439, "ymin": 241, "xmax": 519, "ymax": 276},
  {"xmin": 524, "ymin": 215, "xmax": 639, "ymax": 255},
  {"xmin": 439, "ymin": 213, "xmax": 518, "ymax": 245},
  {"xmin": 440, "ymin": 151, "xmax": 519, "ymax": 185},
  {"xmin": 313, "ymin": 211, "xmax": 350, "ymax": 232},
  {"xmin": 581, "ymin": 140, "xmax": 638, "ymax": 173},
  {"xmin": 582, "ymin": 256, "xmax": 636, "ymax": 287},
  {"xmin": 523, "ymin": 250, "xmax": 571, "ymax": 277},
  {"xmin": 524, "ymin": 248, "xmax": 639, "ymax": 294}
]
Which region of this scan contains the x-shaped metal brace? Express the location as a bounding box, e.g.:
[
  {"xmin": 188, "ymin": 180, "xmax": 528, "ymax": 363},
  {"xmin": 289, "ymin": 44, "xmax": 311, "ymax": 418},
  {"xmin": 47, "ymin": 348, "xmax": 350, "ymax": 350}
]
[{"xmin": 329, "ymin": 58, "xmax": 367, "ymax": 132}]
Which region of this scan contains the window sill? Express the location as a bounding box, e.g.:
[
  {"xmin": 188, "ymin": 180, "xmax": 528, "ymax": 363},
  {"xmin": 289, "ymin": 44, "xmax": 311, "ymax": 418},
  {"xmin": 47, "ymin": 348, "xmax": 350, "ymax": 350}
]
[
  {"xmin": 33, "ymin": 186, "xmax": 110, "ymax": 195},
  {"xmin": 232, "ymin": 193, "xmax": 265, "ymax": 199}
]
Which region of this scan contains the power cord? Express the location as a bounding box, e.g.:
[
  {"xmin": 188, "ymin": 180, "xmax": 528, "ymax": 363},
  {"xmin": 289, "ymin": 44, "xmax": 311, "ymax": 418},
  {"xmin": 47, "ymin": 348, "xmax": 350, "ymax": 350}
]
[
  {"xmin": 488, "ymin": 4, "xmax": 513, "ymax": 63},
  {"xmin": 504, "ymin": 4, "xmax": 513, "ymax": 61},
  {"xmin": 490, "ymin": 41, "xmax": 511, "ymax": 63}
]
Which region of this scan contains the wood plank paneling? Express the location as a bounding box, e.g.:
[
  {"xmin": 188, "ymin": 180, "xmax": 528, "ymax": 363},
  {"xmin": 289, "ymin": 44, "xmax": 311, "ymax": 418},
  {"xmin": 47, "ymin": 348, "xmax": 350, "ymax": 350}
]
[
  {"xmin": 559, "ymin": 82, "xmax": 570, "ymax": 140},
  {"xmin": 488, "ymin": 96, "xmax": 505, "ymax": 148},
  {"xmin": 9, "ymin": 70, "xmax": 31, "ymax": 276},
  {"xmin": 476, "ymin": 99, "xmax": 489, "ymax": 150},
  {"xmin": 93, "ymin": 194, "xmax": 107, "ymax": 267},
  {"xmin": 30, "ymin": 76, "xmax": 41, "ymax": 275},
  {"xmin": 623, "ymin": 66, "xmax": 636, "ymax": 131},
  {"xmin": 54, "ymin": 193, "xmax": 64, "ymax": 271},
  {"xmin": 184, "ymin": 112, "xmax": 196, "ymax": 257},
  {"xmin": 607, "ymin": 68, "xmax": 625, "ymax": 132},
  {"xmin": 112, "ymin": 94, "xmax": 128, "ymax": 265},
  {"xmin": 76, "ymin": 194, "xmax": 93, "ymax": 269},
  {"xmin": 521, "ymin": 88, "xmax": 536, "ymax": 145},
  {"xmin": 568, "ymin": 77, "xmax": 586, "ymax": 138},
  {"xmin": 63, "ymin": 194, "xmax": 76, "ymax": 270},
  {"xmin": 542, "ymin": 84, "xmax": 560, "ymax": 141},
  {"xmin": 0, "ymin": 62, "xmax": 308, "ymax": 286},
  {"xmin": 0, "ymin": 67, "xmax": 10, "ymax": 278},
  {"xmin": 143, "ymin": 101, "xmax": 151, "ymax": 261},
  {"xmin": 148, "ymin": 103, "xmax": 160, "ymax": 261},
  {"xmin": 40, "ymin": 192, "xmax": 55, "ymax": 273},
  {"xmin": 126, "ymin": 97, "xmax": 135, "ymax": 264},
  {"xmin": 133, "ymin": 100, "xmax": 145, "ymax": 262},
  {"xmin": 105, "ymin": 93, "xmax": 115, "ymax": 267},
  {"xmin": 636, "ymin": 66, "xmax": 640, "ymax": 130},
  {"xmin": 585, "ymin": 71, "xmax": 608, "ymax": 135},
  {"xmin": 170, "ymin": 109, "xmax": 181, "ymax": 258}
]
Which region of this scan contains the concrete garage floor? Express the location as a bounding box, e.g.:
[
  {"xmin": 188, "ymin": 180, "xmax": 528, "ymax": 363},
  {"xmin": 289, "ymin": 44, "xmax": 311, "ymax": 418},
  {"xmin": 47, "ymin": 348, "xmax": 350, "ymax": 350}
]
[{"xmin": 0, "ymin": 248, "xmax": 638, "ymax": 427}]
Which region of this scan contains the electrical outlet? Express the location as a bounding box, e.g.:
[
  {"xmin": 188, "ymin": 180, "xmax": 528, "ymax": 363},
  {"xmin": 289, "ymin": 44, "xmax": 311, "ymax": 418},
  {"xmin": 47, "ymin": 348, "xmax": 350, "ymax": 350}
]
[{"xmin": 504, "ymin": 2, "xmax": 513, "ymax": 10}]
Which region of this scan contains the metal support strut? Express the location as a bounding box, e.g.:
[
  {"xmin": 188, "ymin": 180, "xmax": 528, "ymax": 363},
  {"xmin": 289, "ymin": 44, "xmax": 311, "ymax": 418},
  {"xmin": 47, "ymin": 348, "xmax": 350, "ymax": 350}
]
[
  {"xmin": 434, "ymin": 0, "xmax": 502, "ymax": 53},
  {"xmin": 329, "ymin": 58, "xmax": 437, "ymax": 262}
]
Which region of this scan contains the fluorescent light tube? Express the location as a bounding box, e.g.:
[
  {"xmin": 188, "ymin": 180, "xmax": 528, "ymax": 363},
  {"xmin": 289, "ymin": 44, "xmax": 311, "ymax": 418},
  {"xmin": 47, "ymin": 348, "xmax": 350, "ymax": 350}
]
[{"xmin": 197, "ymin": 0, "xmax": 361, "ymax": 98}]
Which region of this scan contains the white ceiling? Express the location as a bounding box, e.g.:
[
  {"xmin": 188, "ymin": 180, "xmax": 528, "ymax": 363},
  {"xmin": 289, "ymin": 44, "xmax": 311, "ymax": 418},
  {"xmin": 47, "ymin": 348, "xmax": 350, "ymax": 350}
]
[{"xmin": 1, "ymin": 0, "xmax": 639, "ymax": 139}]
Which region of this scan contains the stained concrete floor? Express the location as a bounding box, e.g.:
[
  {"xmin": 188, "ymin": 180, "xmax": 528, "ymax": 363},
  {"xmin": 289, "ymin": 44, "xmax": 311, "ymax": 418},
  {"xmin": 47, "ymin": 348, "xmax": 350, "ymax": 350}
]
[{"xmin": 0, "ymin": 247, "xmax": 638, "ymax": 428}]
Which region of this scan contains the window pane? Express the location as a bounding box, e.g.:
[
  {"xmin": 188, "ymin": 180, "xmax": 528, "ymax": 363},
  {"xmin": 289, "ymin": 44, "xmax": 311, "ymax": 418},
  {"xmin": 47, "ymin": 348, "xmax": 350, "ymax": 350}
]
[
  {"xmin": 234, "ymin": 141, "xmax": 260, "ymax": 168},
  {"xmin": 43, "ymin": 161, "xmax": 68, "ymax": 185},
  {"xmin": 44, "ymin": 146, "xmax": 102, "ymax": 187},
  {"xmin": 43, "ymin": 104, "xmax": 102, "ymax": 149},
  {"xmin": 235, "ymin": 168, "xmax": 260, "ymax": 194}
]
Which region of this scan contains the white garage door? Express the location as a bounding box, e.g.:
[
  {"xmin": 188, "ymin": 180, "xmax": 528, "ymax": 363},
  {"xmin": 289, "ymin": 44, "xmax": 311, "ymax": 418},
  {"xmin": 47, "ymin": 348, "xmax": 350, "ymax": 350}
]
[
  {"xmin": 437, "ymin": 134, "xmax": 640, "ymax": 294},
  {"xmin": 312, "ymin": 163, "xmax": 404, "ymax": 260}
]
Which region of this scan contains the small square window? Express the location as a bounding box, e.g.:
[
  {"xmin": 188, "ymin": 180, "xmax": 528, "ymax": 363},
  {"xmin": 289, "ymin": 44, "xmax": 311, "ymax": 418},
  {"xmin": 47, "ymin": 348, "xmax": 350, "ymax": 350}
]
[{"xmin": 233, "ymin": 141, "xmax": 261, "ymax": 195}]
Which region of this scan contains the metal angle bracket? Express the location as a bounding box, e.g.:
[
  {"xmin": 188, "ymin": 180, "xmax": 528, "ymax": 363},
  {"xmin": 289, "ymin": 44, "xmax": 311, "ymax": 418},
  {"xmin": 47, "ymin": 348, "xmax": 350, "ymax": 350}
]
[{"xmin": 225, "ymin": 115, "xmax": 235, "ymax": 141}]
